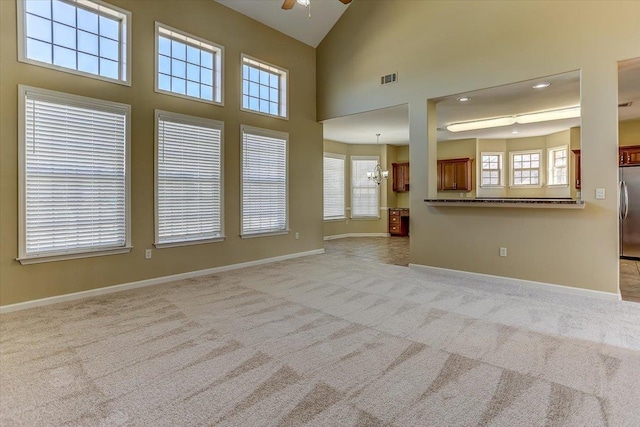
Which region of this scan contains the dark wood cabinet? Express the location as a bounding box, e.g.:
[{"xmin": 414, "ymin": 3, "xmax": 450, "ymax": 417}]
[
  {"xmin": 389, "ymin": 209, "xmax": 409, "ymax": 236},
  {"xmin": 437, "ymin": 158, "xmax": 473, "ymax": 191},
  {"xmin": 572, "ymin": 149, "xmax": 581, "ymax": 189},
  {"xmin": 392, "ymin": 162, "xmax": 410, "ymax": 192},
  {"xmin": 620, "ymin": 145, "xmax": 640, "ymax": 166}
]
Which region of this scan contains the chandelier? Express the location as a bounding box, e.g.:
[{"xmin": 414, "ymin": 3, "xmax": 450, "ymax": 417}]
[{"xmin": 367, "ymin": 134, "xmax": 389, "ymax": 185}]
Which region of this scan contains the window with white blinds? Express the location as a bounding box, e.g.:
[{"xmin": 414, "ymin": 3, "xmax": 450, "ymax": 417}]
[
  {"xmin": 323, "ymin": 153, "xmax": 345, "ymax": 220},
  {"xmin": 241, "ymin": 125, "xmax": 288, "ymax": 237},
  {"xmin": 351, "ymin": 156, "xmax": 379, "ymax": 218},
  {"xmin": 19, "ymin": 85, "xmax": 130, "ymax": 264},
  {"xmin": 155, "ymin": 111, "xmax": 223, "ymax": 247}
]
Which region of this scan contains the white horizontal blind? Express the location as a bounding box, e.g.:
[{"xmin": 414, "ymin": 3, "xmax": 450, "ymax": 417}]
[
  {"xmin": 323, "ymin": 154, "xmax": 345, "ymax": 220},
  {"xmin": 23, "ymin": 89, "xmax": 128, "ymax": 257},
  {"xmin": 241, "ymin": 126, "xmax": 287, "ymax": 236},
  {"xmin": 156, "ymin": 112, "xmax": 222, "ymax": 245},
  {"xmin": 351, "ymin": 157, "xmax": 379, "ymax": 218}
]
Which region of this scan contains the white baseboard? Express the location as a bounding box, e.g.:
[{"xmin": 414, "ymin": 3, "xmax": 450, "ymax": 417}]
[
  {"xmin": 408, "ymin": 263, "xmax": 620, "ymax": 302},
  {"xmin": 324, "ymin": 233, "xmax": 390, "ymax": 241},
  {"xmin": 0, "ymin": 249, "xmax": 325, "ymax": 314}
]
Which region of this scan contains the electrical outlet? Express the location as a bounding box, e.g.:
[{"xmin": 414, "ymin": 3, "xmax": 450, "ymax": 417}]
[
  {"xmin": 460, "ymin": 192, "xmax": 464, "ymax": 198},
  {"xmin": 499, "ymin": 247, "xmax": 507, "ymax": 257},
  {"xmin": 145, "ymin": 249, "xmax": 152, "ymax": 259},
  {"xmin": 295, "ymin": 232, "xmax": 299, "ymax": 240},
  {"xmin": 466, "ymin": 192, "xmax": 472, "ymax": 198},
  {"xmin": 595, "ymin": 188, "xmax": 605, "ymax": 200}
]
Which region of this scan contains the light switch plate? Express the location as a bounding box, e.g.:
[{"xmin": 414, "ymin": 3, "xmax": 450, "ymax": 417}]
[{"xmin": 595, "ymin": 188, "xmax": 606, "ymax": 200}]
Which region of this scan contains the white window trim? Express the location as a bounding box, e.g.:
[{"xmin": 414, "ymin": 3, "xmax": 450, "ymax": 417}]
[
  {"xmin": 154, "ymin": 110, "xmax": 225, "ymax": 248},
  {"xmin": 509, "ymin": 149, "xmax": 543, "ymax": 188},
  {"xmin": 240, "ymin": 124, "xmax": 289, "ymax": 238},
  {"xmin": 323, "ymin": 152, "xmax": 346, "ymax": 221},
  {"xmin": 351, "ymin": 155, "xmax": 380, "ymax": 220},
  {"xmin": 240, "ymin": 53, "xmax": 289, "ymax": 120},
  {"xmin": 547, "ymin": 145, "xmax": 569, "ymax": 187},
  {"xmin": 479, "ymin": 151, "xmax": 505, "ymax": 188},
  {"xmin": 17, "ymin": 85, "xmax": 132, "ymax": 265},
  {"xmin": 154, "ymin": 22, "xmax": 224, "ymax": 106},
  {"xmin": 16, "ymin": 0, "xmax": 132, "ymax": 86}
]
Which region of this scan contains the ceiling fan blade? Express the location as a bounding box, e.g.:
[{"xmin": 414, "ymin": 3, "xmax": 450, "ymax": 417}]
[
  {"xmin": 282, "ymin": 0, "xmax": 296, "ymax": 10},
  {"xmin": 338, "ymin": 0, "xmax": 352, "ymax": 4}
]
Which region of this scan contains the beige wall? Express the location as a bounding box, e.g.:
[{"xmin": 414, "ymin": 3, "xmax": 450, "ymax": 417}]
[
  {"xmin": 0, "ymin": 0, "xmax": 323, "ymax": 305},
  {"xmin": 318, "ymin": 0, "xmax": 640, "ymax": 293}
]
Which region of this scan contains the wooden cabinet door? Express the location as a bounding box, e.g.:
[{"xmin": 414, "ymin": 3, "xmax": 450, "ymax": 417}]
[
  {"xmin": 572, "ymin": 150, "xmax": 581, "ymax": 189},
  {"xmin": 455, "ymin": 161, "xmax": 471, "ymax": 190},
  {"xmin": 622, "ymin": 146, "xmax": 640, "ymax": 165},
  {"xmin": 437, "ymin": 162, "xmax": 442, "ymax": 190},
  {"xmin": 392, "ymin": 163, "xmax": 410, "ymax": 192},
  {"xmin": 442, "ymin": 162, "xmax": 457, "ymax": 190}
]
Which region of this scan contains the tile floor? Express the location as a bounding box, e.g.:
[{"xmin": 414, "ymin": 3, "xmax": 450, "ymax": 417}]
[
  {"xmin": 325, "ymin": 237, "xmax": 640, "ymax": 304},
  {"xmin": 621, "ymin": 259, "xmax": 640, "ymax": 303}
]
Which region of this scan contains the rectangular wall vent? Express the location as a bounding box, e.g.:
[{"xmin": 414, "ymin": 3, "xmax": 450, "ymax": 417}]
[{"xmin": 380, "ymin": 72, "xmax": 398, "ymax": 85}]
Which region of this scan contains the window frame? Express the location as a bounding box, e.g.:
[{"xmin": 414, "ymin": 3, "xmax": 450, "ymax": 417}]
[
  {"xmin": 154, "ymin": 110, "xmax": 225, "ymax": 249},
  {"xmin": 16, "ymin": 0, "xmax": 132, "ymax": 86},
  {"xmin": 547, "ymin": 145, "xmax": 569, "ymax": 187},
  {"xmin": 323, "ymin": 153, "xmax": 346, "ymax": 221},
  {"xmin": 17, "ymin": 85, "xmax": 131, "ymax": 265},
  {"xmin": 240, "ymin": 53, "xmax": 288, "ymax": 120},
  {"xmin": 480, "ymin": 151, "xmax": 505, "ymax": 188},
  {"xmin": 509, "ymin": 149, "xmax": 543, "ymax": 188},
  {"xmin": 154, "ymin": 22, "xmax": 224, "ymax": 105},
  {"xmin": 240, "ymin": 125, "xmax": 289, "ymax": 238},
  {"xmin": 351, "ymin": 156, "xmax": 380, "ymax": 220}
]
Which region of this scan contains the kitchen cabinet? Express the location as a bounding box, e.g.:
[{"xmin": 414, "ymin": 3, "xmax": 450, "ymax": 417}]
[
  {"xmin": 620, "ymin": 145, "xmax": 640, "ymax": 166},
  {"xmin": 389, "ymin": 209, "xmax": 409, "ymax": 236},
  {"xmin": 437, "ymin": 158, "xmax": 473, "ymax": 191},
  {"xmin": 392, "ymin": 162, "xmax": 410, "ymax": 192},
  {"xmin": 572, "ymin": 149, "xmax": 581, "ymax": 189}
]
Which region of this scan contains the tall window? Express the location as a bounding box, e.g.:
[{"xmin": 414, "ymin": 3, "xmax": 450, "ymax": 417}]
[
  {"xmin": 18, "ymin": 0, "xmax": 131, "ymax": 84},
  {"xmin": 156, "ymin": 23, "xmax": 223, "ymax": 104},
  {"xmin": 155, "ymin": 111, "xmax": 223, "ymax": 247},
  {"xmin": 547, "ymin": 146, "xmax": 568, "ymax": 186},
  {"xmin": 480, "ymin": 152, "xmax": 504, "ymax": 187},
  {"xmin": 351, "ymin": 157, "xmax": 380, "ymax": 218},
  {"xmin": 241, "ymin": 126, "xmax": 288, "ymax": 236},
  {"xmin": 241, "ymin": 54, "xmax": 288, "ymax": 118},
  {"xmin": 324, "ymin": 154, "xmax": 346, "ymax": 220},
  {"xmin": 510, "ymin": 150, "xmax": 542, "ymax": 187},
  {"xmin": 18, "ymin": 85, "xmax": 130, "ymax": 264}
]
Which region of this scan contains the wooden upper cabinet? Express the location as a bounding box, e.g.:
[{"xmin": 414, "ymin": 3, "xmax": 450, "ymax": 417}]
[
  {"xmin": 392, "ymin": 162, "xmax": 410, "ymax": 192},
  {"xmin": 620, "ymin": 145, "xmax": 640, "ymax": 166},
  {"xmin": 437, "ymin": 158, "xmax": 473, "ymax": 191},
  {"xmin": 572, "ymin": 149, "xmax": 581, "ymax": 189}
]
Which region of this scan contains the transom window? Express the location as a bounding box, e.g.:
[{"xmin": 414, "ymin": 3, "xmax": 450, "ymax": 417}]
[
  {"xmin": 18, "ymin": 85, "xmax": 131, "ymax": 264},
  {"xmin": 511, "ymin": 150, "xmax": 542, "ymax": 187},
  {"xmin": 324, "ymin": 154, "xmax": 346, "ymax": 220},
  {"xmin": 241, "ymin": 54, "xmax": 288, "ymax": 118},
  {"xmin": 480, "ymin": 152, "xmax": 503, "ymax": 187},
  {"xmin": 547, "ymin": 146, "xmax": 568, "ymax": 186},
  {"xmin": 156, "ymin": 23, "xmax": 223, "ymax": 104},
  {"xmin": 351, "ymin": 157, "xmax": 380, "ymax": 219},
  {"xmin": 18, "ymin": 0, "xmax": 130, "ymax": 84}
]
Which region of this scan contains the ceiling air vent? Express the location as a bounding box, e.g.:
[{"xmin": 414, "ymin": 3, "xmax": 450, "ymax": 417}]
[
  {"xmin": 380, "ymin": 72, "xmax": 398, "ymax": 85},
  {"xmin": 619, "ymin": 102, "xmax": 633, "ymax": 108}
]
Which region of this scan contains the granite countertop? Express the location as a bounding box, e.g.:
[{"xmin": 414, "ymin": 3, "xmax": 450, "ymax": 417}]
[
  {"xmin": 424, "ymin": 198, "xmax": 585, "ymax": 209},
  {"xmin": 389, "ymin": 207, "xmax": 410, "ymax": 210}
]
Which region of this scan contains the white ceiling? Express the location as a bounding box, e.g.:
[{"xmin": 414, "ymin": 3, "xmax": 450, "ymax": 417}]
[
  {"xmin": 323, "ymin": 104, "xmax": 409, "ymax": 145},
  {"xmin": 215, "ymin": 0, "xmax": 350, "ymax": 47}
]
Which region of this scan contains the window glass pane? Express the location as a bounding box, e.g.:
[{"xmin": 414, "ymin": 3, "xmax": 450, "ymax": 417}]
[
  {"xmin": 171, "ymin": 76, "xmax": 186, "ymax": 94},
  {"xmin": 53, "ymin": 45, "xmax": 76, "ymax": 68},
  {"xmin": 259, "ymin": 99, "xmax": 269, "ymax": 114},
  {"xmin": 200, "ymin": 68, "xmax": 212, "ymax": 85},
  {"xmin": 249, "ymin": 82, "xmax": 259, "ymax": 97},
  {"xmin": 158, "ymin": 36, "xmax": 171, "ymax": 56},
  {"xmin": 201, "ymin": 85, "xmax": 213, "ymax": 101},
  {"xmin": 78, "ymin": 52, "xmax": 98, "ymax": 74},
  {"xmin": 158, "ymin": 55, "xmax": 171, "ymax": 74},
  {"xmin": 78, "ymin": 30, "xmax": 98, "ymax": 54},
  {"xmin": 100, "ymin": 37, "xmax": 119, "ymax": 61},
  {"xmin": 186, "ymin": 81, "xmax": 199, "ymax": 97},
  {"xmin": 186, "ymin": 45, "xmax": 200, "ymax": 65},
  {"xmin": 270, "ymin": 102, "xmax": 278, "ymax": 115},
  {"xmin": 26, "ymin": 38, "xmax": 52, "ymax": 63},
  {"xmin": 26, "ymin": 14, "xmax": 52, "ymax": 42},
  {"xmin": 99, "ymin": 15, "xmax": 119, "ymax": 40},
  {"xmin": 158, "ymin": 73, "xmax": 171, "ymax": 91},
  {"xmin": 26, "ymin": 0, "xmax": 52, "ymax": 19},
  {"xmin": 186, "ymin": 63, "xmax": 200, "ymax": 82},
  {"xmin": 99, "ymin": 57, "xmax": 118, "ymax": 79},
  {"xmin": 77, "ymin": 8, "xmax": 98, "ymax": 33},
  {"xmin": 171, "ymin": 40, "xmax": 186, "ymax": 60},
  {"xmin": 270, "ymin": 73, "xmax": 278, "ymax": 88},
  {"xmin": 260, "ymin": 85, "xmax": 269, "ymax": 100},
  {"xmin": 52, "ymin": 0, "xmax": 75, "ymax": 26},
  {"xmin": 201, "ymin": 51, "xmax": 213, "ymax": 69},
  {"xmin": 171, "ymin": 58, "xmax": 186, "ymax": 78}
]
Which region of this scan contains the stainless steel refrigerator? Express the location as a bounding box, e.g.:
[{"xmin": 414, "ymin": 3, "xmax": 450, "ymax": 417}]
[{"xmin": 620, "ymin": 166, "xmax": 640, "ymax": 259}]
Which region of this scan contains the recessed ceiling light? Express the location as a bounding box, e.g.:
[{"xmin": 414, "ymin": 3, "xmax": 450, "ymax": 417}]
[
  {"xmin": 511, "ymin": 130, "xmax": 519, "ymax": 134},
  {"xmin": 457, "ymin": 96, "xmax": 471, "ymax": 102},
  {"xmin": 532, "ymin": 82, "xmax": 551, "ymax": 89}
]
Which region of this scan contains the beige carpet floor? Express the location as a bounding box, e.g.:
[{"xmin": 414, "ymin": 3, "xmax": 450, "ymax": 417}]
[{"xmin": 2, "ymin": 249, "xmax": 640, "ymax": 426}]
